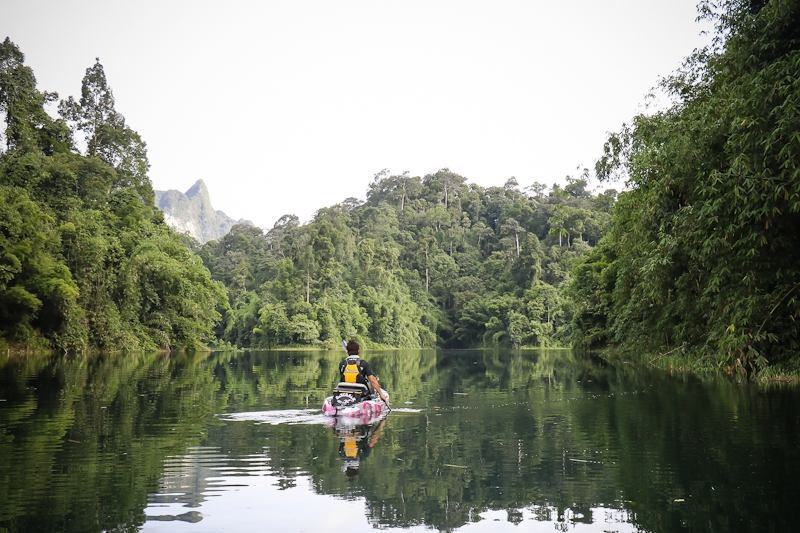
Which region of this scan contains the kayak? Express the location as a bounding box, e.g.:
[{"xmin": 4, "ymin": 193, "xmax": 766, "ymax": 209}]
[{"xmin": 322, "ymin": 392, "xmax": 390, "ymax": 418}]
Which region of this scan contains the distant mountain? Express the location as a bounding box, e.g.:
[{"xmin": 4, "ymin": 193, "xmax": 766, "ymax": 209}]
[{"xmin": 154, "ymin": 180, "xmax": 252, "ymax": 243}]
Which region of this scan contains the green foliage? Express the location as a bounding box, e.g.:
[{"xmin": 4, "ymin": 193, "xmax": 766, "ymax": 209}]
[
  {"xmin": 121, "ymin": 231, "xmax": 226, "ymax": 350},
  {"xmin": 203, "ymin": 170, "xmax": 613, "ymax": 348},
  {"xmin": 0, "ymin": 185, "xmax": 81, "ymax": 345},
  {"xmin": 59, "ymin": 58, "xmax": 153, "ymax": 204},
  {"xmin": 573, "ymin": 0, "xmax": 800, "ymax": 373},
  {"xmin": 0, "ymin": 40, "xmax": 223, "ymax": 351},
  {"xmin": 0, "ymin": 36, "xmax": 617, "ymax": 352},
  {"xmin": 0, "ymin": 38, "xmax": 71, "ymax": 155}
]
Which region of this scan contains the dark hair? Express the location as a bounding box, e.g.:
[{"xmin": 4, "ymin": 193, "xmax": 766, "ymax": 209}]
[{"xmin": 346, "ymin": 339, "xmax": 360, "ymax": 355}]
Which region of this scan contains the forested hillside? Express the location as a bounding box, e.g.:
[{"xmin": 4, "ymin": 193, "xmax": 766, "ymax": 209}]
[
  {"xmin": 4, "ymin": 0, "xmax": 796, "ymax": 375},
  {"xmin": 0, "ymin": 39, "xmax": 224, "ymax": 352},
  {"xmin": 0, "ymin": 35, "xmax": 616, "ymax": 353},
  {"xmin": 200, "ymin": 171, "xmax": 616, "ymax": 348},
  {"xmin": 570, "ymin": 0, "xmax": 800, "ymax": 375}
]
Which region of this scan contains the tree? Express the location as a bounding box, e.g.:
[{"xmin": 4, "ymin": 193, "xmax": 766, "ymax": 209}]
[
  {"xmin": 59, "ymin": 59, "xmax": 153, "ymax": 203},
  {"xmin": 499, "ymin": 217, "xmax": 524, "ymax": 258},
  {"xmin": 58, "ymin": 59, "xmax": 116, "ymax": 157},
  {"xmin": 581, "ymin": 0, "xmax": 800, "ymax": 373},
  {"xmin": 0, "ymin": 42, "xmax": 222, "ymax": 352},
  {"xmin": 0, "ymin": 38, "xmax": 71, "ymax": 155}
]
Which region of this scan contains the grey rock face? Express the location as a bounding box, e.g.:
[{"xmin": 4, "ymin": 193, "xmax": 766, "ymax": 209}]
[{"xmin": 155, "ymin": 179, "xmax": 251, "ymax": 243}]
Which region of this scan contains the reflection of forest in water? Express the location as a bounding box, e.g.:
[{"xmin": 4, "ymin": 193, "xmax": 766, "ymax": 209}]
[{"xmin": 1, "ymin": 349, "xmax": 799, "ymax": 532}]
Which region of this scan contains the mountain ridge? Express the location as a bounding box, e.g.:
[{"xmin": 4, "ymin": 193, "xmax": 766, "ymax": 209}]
[{"xmin": 155, "ymin": 179, "xmax": 252, "ymax": 243}]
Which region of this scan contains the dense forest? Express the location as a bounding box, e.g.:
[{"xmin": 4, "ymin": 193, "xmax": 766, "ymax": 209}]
[
  {"xmin": 570, "ymin": 0, "xmax": 800, "ymax": 376},
  {"xmin": 0, "ymin": 37, "xmax": 616, "ymax": 353},
  {"xmin": 199, "ymin": 171, "xmax": 615, "ymax": 349},
  {"xmin": 0, "ymin": 38, "xmax": 225, "ymax": 352},
  {"xmin": 1, "ymin": 0, "xmax": 798, "ymax": 378}
]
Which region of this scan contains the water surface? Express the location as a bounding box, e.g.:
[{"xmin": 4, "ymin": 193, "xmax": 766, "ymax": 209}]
[{"xmin": 0, "ymin": 349, "xmax": 798, "ymax": 532}]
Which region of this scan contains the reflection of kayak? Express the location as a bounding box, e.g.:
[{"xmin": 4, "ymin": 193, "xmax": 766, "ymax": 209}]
[{"xmin": 322, "ymin": 407, "xmax": 386, "ymax": 428}]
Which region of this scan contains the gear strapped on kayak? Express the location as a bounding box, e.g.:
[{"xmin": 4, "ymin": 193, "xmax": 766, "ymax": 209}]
[{"xmin": 330, "ymin": 382, "xmax": 369, "ymax": 407}]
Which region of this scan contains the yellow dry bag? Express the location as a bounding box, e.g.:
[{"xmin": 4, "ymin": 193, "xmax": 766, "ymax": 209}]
[{"xmin": 343, "ymin": 357, "xmax": 361, "ymax": 383}]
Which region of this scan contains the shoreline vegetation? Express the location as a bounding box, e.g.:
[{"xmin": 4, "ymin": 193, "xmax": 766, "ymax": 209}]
[
  {"xmin": 3, "ymin": 327, "xmax": 798, "ymax": 385},
  {"xmin": 4, "ymin": 342, "xmax": 799, "ymax": 387},
  {"xmin": 598, "ymin": 349, "xmax": 800, "ymax": 387},
  {"xmin": 2, "ymin": 2, "xmax": 799, "ymax": 385},
  {"xmin": 570, "ymin": 1, "xmax": 800, "ymax": 381}
]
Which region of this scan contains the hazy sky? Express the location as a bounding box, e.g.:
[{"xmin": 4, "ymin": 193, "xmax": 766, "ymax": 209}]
[{"xmin": 3, "ymin": 0, "xmax": 708, "ymax": 228}]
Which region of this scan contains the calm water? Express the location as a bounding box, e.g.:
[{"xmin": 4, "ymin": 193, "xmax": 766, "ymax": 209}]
[{"xmin": 0, "ymin": 349, "xmax": 798, "ymax": 532}]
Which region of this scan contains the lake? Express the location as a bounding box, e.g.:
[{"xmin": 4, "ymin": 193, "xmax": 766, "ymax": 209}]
[{"xmin": 0, "ymin": 349, "xmax": 798, "ymax": 532}]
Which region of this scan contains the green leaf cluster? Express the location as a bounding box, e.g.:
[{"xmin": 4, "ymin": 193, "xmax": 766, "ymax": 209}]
[
  {"xmin": 570, "ymin": 0, "xmax": 800, "ymax": 373},
  {"xmin": 0, "ymin": 38, "xmax": 224, "ymax": 351}
]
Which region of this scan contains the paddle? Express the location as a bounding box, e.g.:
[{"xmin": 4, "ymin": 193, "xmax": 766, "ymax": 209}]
[{"xmin": 341, "ymin": 340, "xmax": 391, "ymax": 412}]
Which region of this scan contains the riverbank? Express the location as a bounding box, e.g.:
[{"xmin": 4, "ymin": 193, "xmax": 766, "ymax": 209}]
[{"xmin": 597, "ymin": 348, "xmax": 800, "ymax": 387}]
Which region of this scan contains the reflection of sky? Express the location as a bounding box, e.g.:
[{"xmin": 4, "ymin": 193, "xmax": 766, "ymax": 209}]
[
  {"xmin": 142, "ymin": 443, "xmax": 640, "ymax": 533},
  {"xmin": 143, "ymin": 475, "xmax": 379, "ymax": 532},
  {"xmin": 462, "ymin": 508, "xmax": 640, "ymax": 532},
  {"xmin": 143, "ymin": 473, "xmax": 640, "ymax": 533}
]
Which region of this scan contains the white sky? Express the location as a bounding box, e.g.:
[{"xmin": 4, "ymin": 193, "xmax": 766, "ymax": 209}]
[{"xmin": 3, "ymin": 0, "xmax": 709, "ymax": 228}]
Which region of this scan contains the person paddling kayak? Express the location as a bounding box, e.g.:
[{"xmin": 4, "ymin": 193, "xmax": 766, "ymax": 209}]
[{"xmin": 339, "ymin": 340, "xmax": 388, "ymax": 403}]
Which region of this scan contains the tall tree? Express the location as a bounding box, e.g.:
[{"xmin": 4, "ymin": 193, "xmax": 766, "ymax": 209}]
[
  {"xmin": 0, "ymin": 38, "xmax": 70, "ymax": 155},
  {"xmin": 59, "ymin": 59, "xmax": 152, "ymax": 203}
]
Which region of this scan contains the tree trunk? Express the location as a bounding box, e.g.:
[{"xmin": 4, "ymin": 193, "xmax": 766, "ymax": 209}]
[
  {"xmin": 514, "ymin": 232, "xmax": 520, "ymax": 258},
  {"xmin": 424, "ymin": 248, "xmax": 429, "ymax": 292},
  {"xmin": 305, "ymin": 272, "xmax": 310, "ymax": 304}
]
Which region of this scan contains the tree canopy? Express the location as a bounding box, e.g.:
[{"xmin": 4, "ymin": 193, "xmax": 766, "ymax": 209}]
[
  {"xmin": 0, "ymin": 38, "xmax": 225, "ymax": 352},
  {"xmin": 570, "ymin": 0, "xmax": 800, "ymax": 375},
  {"xmin": 0, "ymin": 35, "xmax": 615, "ymax": 353},
  {"xmin": 201, "ymin": 169, "xmax": 615, "ymax": 349}
]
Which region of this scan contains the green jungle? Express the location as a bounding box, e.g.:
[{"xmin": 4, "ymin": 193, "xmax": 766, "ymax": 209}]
[{"xmin": 1, "ymin": 0, "xmax": 799, "ymax": 381}]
